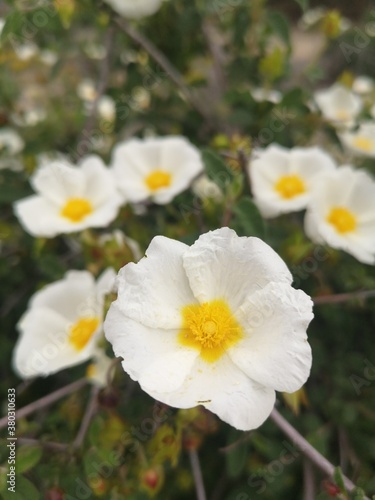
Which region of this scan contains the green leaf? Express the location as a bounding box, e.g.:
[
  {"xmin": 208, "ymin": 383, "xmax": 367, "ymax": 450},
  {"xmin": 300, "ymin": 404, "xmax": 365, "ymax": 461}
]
[
  {"xmin": 16, "ymin": 445, "xmax": 42, "ymax": 474},
  {"xmin": 225, "ymin": 429, "xmax": 248, "ymax": 478},
  {"xmin": 333, "ymin": 466, "xmax": 347, "ymax": 493},
  {"xmin": 0, "ymin": 11, "xmax": 25, "ymax": 43},
  {"xmin": 267, "ymin": 11, "xmax": 291, "ymax": 48},
  {"xmin": 232, "ymin": 197, "xmax": 266, "ymax": 239},
  {"xmin": 202, "ymin": 149, "xmax": 234, "ymax": 188},
  {"xmin": 2, "ymin": 475, "xmax": 40, "ymax": 500},
  {"xmin": 294, "ymin": 0, "xmax": 309, "ymax": 12}
]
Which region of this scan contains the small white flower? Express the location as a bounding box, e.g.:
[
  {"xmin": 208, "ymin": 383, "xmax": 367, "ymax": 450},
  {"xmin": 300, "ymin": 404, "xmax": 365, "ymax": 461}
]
[
  {"xmin": 86, "ymin": 349, "xmax": 114, "ymax": 387},
  {"xmin": 15, "ymin": 43, "xmax": 39, "ymax": 61},
  {"xmin": 339, "ymin": 121, "xmax": 375, "ymax": 158},
  {"xmin": 305, "ymin": 166, "xmax": 375, "ymax": 264},
  {"xmin": 104, "ymin": 228, "xmax": 313, "ymax": 431},
  {"xmin": 77, "ymin": 79, "xmax": 98, "ymax": 102},
  {"xmin": 192, "ymin": 175, "xmax": 223, "ymax": 202},
  {"xmin": 13, "ymin": 268, "xmax": 116, "ymax": 379},
  {"xmin": 97, "ymin": 95, "xmax": 116, "ymax": 123},
  {"xmin": 111, "ymin": 136, "xmax": 204, "ymax": 205},
  {"xmin": 314, "ymin": 83, "xmax": 362, "ymax": 126},
  {"xmin": 250, "ymin": 88, "xmax": 282, "ymax": 104},
  {"xmin": 249, "ymin": 144, "xmax": 337, "ymax": 218},
  {"xmin": 352, "ymin": 75, "xmax": 374, "ymax": 95},
  {"xmin": 103, "ymin": 0, "xmax": 163, "ymax": 19},
  {"xmin": 0, "ymin": 128, "xmax": 24, "ymax": 156},
  {"xmin": 14, "ymin": 156, "xmax": 123, "ymax": 237}
]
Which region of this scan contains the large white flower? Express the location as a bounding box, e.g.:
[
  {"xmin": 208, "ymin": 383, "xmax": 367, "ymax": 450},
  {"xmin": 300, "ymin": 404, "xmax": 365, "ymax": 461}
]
[
  {"xmin": 14, "ymin": 156, "xmax": 123, "ymax": 237},
  {"xmin": 111, "ymin": 136, "xmax": 204, "ymax": 205},
  {"xmin": 103, "ymin": 0, "xmax": 163, "ymax": 19},
  {"xmin": 339, "ymin": 121, "xmax": 375, "ymax": 158},
  {"xmin": 104, "ymin": 228, "xmax": 313, "ymax": 431},
  {"xmin": 314, "ymin": 83, "xmax": 362, "ymax": 126},
  {"xmin": 13, "ymin": 269, "xmax": 116, "ymax": 379},
  {"xmin": 305, "ymin": 166, "xmax": 375, "ymax": 264},
  {"xmin": 249, "ymin": 144, "xmax": 337, "ymax": 218}
]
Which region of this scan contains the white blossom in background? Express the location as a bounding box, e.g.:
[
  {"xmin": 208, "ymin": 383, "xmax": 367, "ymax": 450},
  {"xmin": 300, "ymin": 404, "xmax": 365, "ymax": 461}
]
[
  {"xmin": 11, "ymin": 108, "xmax": 47, "ymax": 128},
  {"xmin": 86, "ymin": 349, "xmax": 115, "ymax": 387},
  {"xmin": 97, "ymin": 95, "xmax": 116, "ymax": 123},
  {"xmin": 339, "ymin": 122, "xmax": 375, "ymax": 158},
  {"xmin": 192, "ymin": 175, "xmax": 223, "ymax": 203},
  {"xmin": 105, "ymin": 228, "xmax": 313, "ymax": 431},
  {"xmin": 250, "ymin": 88, "xmax": 282, "ymax": 104},
  {"xmin": 77, "ymin": 79, "xmax": 98, "ymax": 103},
  {"xmin": 305, "ymin": 166, "xmax": 375, "ymax": 265},
  {"xmin": 0, "ymin": 128, "xmax": 24, "ymax": 171},
  {"xmin": 39, "ymin": 50, "xmax": 58, "ymax": 66},
  {"xmin": 249, "ymin": 144, "xmax": 337, "ymax": 218},
  {"xmin": 111, "ymin": 136, "xmax": 204, "ymax": 205},
  {"xmin": 13, "ymin": 269, "xmax": 115, "ymax": 379},
  {"xmin": 103, "ymin": 0, "xmax": 163, "ymax": 19},
  {"xmin": 314, "ymin": 83, "xmax": 363, "ymax": 127},
  {"xmin": 15, "ymin": 43, "xmax": 39, "ymax": 61},
  {"xmin": 14, "ymin": 156, "xmax": 123, "ymax": 237},
  {"xmin": 352, "ymin": 76, "xmax": 374, "ymax": 95}
]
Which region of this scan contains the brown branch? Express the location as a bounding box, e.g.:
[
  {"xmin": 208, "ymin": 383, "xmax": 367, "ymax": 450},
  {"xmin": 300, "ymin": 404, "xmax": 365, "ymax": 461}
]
[
  {"xmin": 270, "ymin": 408, "xmax": 370, "ymax": 499},
  {"xmin": 313, "ymin": 289, "xmax": 375, "ymax": 305},
  {"xmin": 17, "ymin": 437, "xmax": 69, "ymax": 452},
  {"xmin": 73, "ymin": 385, "xmax": 100, "ymax": 448},
  {"xmin": 303, "ymin": 459, "xmax": 316, "ymax": 500},
  {"xmin": 0, "ymin": 379, "xmax": 88, "ymax": 431},
  {"xmin": 189, "ymin": 449, "xmax": 207, "ymax": 500},
  {"xmin": 114, "ymin": 17, "xmax": 212, "ymax": 123}
]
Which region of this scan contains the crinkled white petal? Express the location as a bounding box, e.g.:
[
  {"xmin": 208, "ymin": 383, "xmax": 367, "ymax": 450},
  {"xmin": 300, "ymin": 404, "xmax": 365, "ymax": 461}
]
[
  {"xmin": 13, "ymin": 308, "xmax": 99, "ymax": 378},
  {"xmin": 103, "ymin": 0, "xmax": 162, "ymax": 18},
  {"xmin": 96, "ymin": 267, "xmax": 117, "ymax": 296},
  {"xmin": 31, "ymin": 162, "xmax": 84, "ymax": 204},
  {"xmin": 104, "ymin": 303, "xmax": 197, "ymax": 384},
  {"xmin": 183, "ymin": 228, "xmax": 292, "ymax": 310},
  {"xmin": 115, "ymin": 236, "xmax": 196, "ymax": 329},
  {"xmin": 230, "ymin": 283, "xmax": 313, "ymax": 393},
  {"xmin": 146, "ymin": 355, "xmax": 276, "ymax": 431}
]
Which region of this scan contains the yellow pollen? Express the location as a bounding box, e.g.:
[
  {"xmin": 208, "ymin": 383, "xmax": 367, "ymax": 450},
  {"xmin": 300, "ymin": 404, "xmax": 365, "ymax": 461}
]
[
  {"xmin": 352, "ymin": 136, "xmax": 373, "ymax": 152},
  {"xmin": 327, "ymin": 206, "xmax": 357, "ymax": 234},
  {"xmin": 69, "ymin": 317, "xmax": 100, "ymax": 351},
  {"xmin": 274, "ymin": 174, "xmax": 306, "ymax": 199},
  {"xmin": 61, "ymin": 198, "xmax": 93, "ymax": 222},
  {"xmin": 145, "ymin": 170, "xmax": 172, "ymax": 191},
  {"xmin": 178, "ymin": 299, "xmax": 244, "ymax": 363}
]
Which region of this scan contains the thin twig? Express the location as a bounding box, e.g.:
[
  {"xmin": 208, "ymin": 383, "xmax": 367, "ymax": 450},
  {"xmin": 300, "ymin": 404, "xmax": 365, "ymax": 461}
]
[
  {"xmin": 189, "ymin": 449, "xmax": 207, "ymax": 500},
  {"xmin": 73, "ymin": 385, "xmax": 100, "ymax": 448},
  {"xmin": 17, "ymin": 437, "xmax": 69, "ymax": 452},
  {"xmin": 303, "ymin": 459, "xmax": 316, "ymax": 500},
  {"xmin": 313, "ymin": 289, "xmax": 375, "ymax": 305},
  {"xmin": 0, "ymin": 379, "xmax": 88, "ymax": 431},
  {"xmin": 270, "ymin": 408, "xmax": 370, "ymax": 499},
  {"xmin": 76, "ymin": 26, "xmax": 115, "ymax": 161},
  {"xmin": 114, "ymin": 17, "xmax": 212, "ymax": 122},
  {"xmin": 201, "ymin": 20, "xmax": 227, "ymax": 100}
]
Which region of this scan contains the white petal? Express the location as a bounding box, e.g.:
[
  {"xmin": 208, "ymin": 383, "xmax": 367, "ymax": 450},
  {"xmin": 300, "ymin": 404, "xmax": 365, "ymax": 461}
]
[
  {"xmin": 229, "ymin": 283, "xmax": 313, "ymax": 393},
  {"xmin": 115, "ymin": 236, "xmax": 196, "ymax": 329},
  {"xmin": 31, "ymin": 163, "xmax": 85, "ymax": 204},
  {"xmin": 104, "ymin": 303, "xmax": 196, "ymax": 382},
  {"xmin": 146, "ymin": 355, "xmax": 276, "ymax": 431},
  {"xmin": 80, "ymin": 155, "xmax": 122, "ymax": 206},
  {"xmin": 30, "ymin": 271, "xmax": 98, "ymax": 322},
  {"xmin": 13, "ymin": 308, "xmax": 98, "ymax": 378},
  {"xmin": 96, "ymin": 268, "xmax": 116, "ymax": 296},
  {"xmin": 183, "ymin": 228, "xmax": 292, "ymax": 310}
]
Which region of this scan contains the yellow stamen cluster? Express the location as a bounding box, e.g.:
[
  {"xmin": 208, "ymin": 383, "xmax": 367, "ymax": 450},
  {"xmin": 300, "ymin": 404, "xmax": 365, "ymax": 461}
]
[
  {"xmin": 69, "ymin": 317, "xmax": 100, "ymax": 351},
  {"xmin": 145, "ymin": 170, "xmax": 172, "ymax": 192},
  {"xmin": 275, "ymin": 174, "xmax": 306, "ymax": 199},
  {"xmin": 61, "ymin": 198, "xmax": 93, "ymax": 222},
  {"xmin": 327, "ymin": 206, "xmax": 357, "ymax": 234}
]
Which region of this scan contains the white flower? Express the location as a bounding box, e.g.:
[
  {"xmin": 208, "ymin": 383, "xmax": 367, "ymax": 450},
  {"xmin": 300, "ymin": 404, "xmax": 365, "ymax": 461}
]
[
  {"xmin": 77, "ymin": 79, "xmax": 98, "ymax": 102},
  {"xmin": 250, "ymin": 88, "xmax": 282, "ymax": 104},
  {"xmin": 339, "ymin": 121, "xmax": 375, "ymax": 158},
  {"xmin": 305, "ymin": 166, "xmax": 375, "ymax": 264},
  {"xmin": 0, "ymin": 128, "xmax": 24, "ymax": 156},
  {"xmin": 314, "ymin": 83, "xmax": 362, "ymax": 126},
  {"xmin": 97, "ymin": 95, "xmax": 116, "ymax": 122},
  {"xmin": 111, "ymin": 136, "xmax": 204, "ymax": 205},
  {"xmin": 86, "ymin": 349, "xmax": 114, "ymax": 387},
  {"xmin": 13, "ymin": 269, "xmax": 116, "ymax": 379},
  {"xmin": 14, "ymin": 156, "xmax": 123, "ymax": 237},
  {"xmin": 192, "ymin": 175, "xmax": 223, "ymax": 202},
  {"xmin": 104, "ymin": 228, "xmax": 313, "ymax": 431},
  {"xmin": 249, "ymin": 144, "xmax": 337, "ymax": 218},
  {"xmin": 103, "ymin": 0, "xmax": 162, "ymax": 19},
  {"xmin": 352, "ymin": 75, "xmax": 374, "ymax": 95}
]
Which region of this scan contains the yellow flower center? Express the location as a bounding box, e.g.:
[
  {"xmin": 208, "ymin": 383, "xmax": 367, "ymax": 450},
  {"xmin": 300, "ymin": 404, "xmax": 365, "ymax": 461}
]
[
  {"xmin": 274, "ymin": 174, "xmax": 306, "ymax": 199},
  {"xmin": 61, "ymin": 198, "xmax": 93, "ymax": 222},
  {"xmin": 327, "ymin": 206, "xmax": 357, "ymax": 234},
  {"xmin": 178, "ymin": 299, "xmax": 244, "ymax": 363},
  {"xmin": 352, "ymin": 136, "xmax": 373, "ymax": 152},
  {"xmin": 69, "ymin": 317, "xmax": 100, "ymax": 351},
  {"xmin": 335, "ymin": 109, "xmax": 350, "ymax": 121},
  {"xmin": 145, "ymin": 170, "xmax": 172, "ymax": 191}
]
